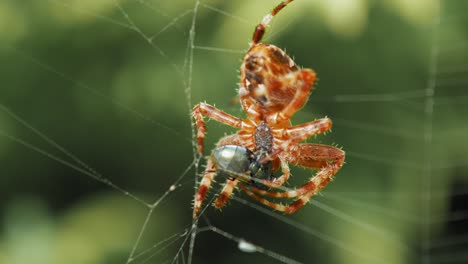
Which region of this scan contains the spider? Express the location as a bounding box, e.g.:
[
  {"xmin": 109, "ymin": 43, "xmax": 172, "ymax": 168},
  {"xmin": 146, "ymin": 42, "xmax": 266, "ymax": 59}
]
[{"xmin": 192, "ymin": 0, "xmax": 345, "ymax": 218}]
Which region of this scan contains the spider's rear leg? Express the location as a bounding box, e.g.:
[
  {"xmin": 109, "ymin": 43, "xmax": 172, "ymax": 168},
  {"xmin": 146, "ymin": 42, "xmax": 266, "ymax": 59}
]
[
  {"xmin": 213, "ymin": 178, "xmax": 239, "ymax": 209},
  {"xmin": 193, "ymin": 159, "xmax": 217, "ymax": 218},
  {"xmin": 192, "ymin": 103, "xmax": 243, "ymax": 154},
  {"xmin": 241, "ymin": 144, "xmax": 345, "ymax": 214},
  {"xmin": 198, "ymin": 134, "xmax": 247, "ymax": 215},
  {"xmin": 255, "ymin": 158, "xmax": 290, "ymax": 189},
  {"xmin": 291, "ymin": 143, "xmax": 345, "ymax": 171}
]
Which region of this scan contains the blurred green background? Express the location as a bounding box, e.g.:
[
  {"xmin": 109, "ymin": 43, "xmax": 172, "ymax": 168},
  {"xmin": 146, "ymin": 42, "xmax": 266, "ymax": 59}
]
[{"xmin": 1, "ymin": 0, "xmax": 467, "ymax": 263}]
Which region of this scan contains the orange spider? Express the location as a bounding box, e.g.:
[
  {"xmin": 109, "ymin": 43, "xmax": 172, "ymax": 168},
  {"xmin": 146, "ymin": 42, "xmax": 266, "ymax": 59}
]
[{"xmin": 192, "ymin": 0, "xmax": 345, "ymax": 218}]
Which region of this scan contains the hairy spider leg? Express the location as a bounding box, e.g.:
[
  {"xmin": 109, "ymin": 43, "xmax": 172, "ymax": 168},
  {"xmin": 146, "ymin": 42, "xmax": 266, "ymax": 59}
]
[
  {"xmin": 192, "ymin": 103, "xmax": 243, "ymax": 154},
  {"xmin": 243, "ymin": 158, "xmax": 291, "ymax": 190},
  {"xmin": 213, "ymin": 178, "xmax": 239, "ymax": 209},
  {"xmin": 240, "ymin": 144, "xmax": 345, "ymax": 213},
  {"xmin": 193, "ymin": 159, "xmax": 217, "ymax": 218},
  {"xmin": 259, "ymin": 159, "xmax": 291, "ymax": 187},
  {"xmin": 193, "ymin": 134, "xmax": 253, "ymax": 218},
  {"xmin": 291, "ymin": 144, "xmax": 345, "ymax": 169},
  {"xmin": 250, "ymin": 144, "xmax": 344, "ymax": 197},
  {"xmin": 252, "ymin": 0, "xmax": 295, "ymax": 45},
  {"xmin": 213, "ymin": 158, "xmax": 292, "ymax": 212},
  {"xmin": 211, "ymin": 149, "xmax": 294, "ymax": 210},
  {"xmin": 286, "ymin": 117, "xmax": 332, "ymax": 140},
  {"xmin": 260, "ymin": 117, "xmax": 332, "ymax": 164}
]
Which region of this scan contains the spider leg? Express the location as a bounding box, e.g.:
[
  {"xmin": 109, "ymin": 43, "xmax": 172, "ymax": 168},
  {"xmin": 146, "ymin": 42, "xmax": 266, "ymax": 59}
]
[
  {"xmin": 290, "ymin": 143, "xmax": 345, "ymax": 170},
  {"xmin": 252, "ymin": 0, "xmax": 295, "ymax": 45},
  {"xmin": 213, "ymin": 178, "xmax": 239, "ymax": 209},
  {"xmin": 283, "ymin": 117, "xmax": 332, "ymax": 143},
  {"xmin": 239, "ymin": 183, "xmax": 311, "ymax": 214},
  {"xmin": 193, "ymin": 159, "xmax": 217, "ymax": 218},
  {"xmin": 192, "ymin": 103, "xmax": 243, "ymax": 154},
  {"xmin": 255, "ymin": 158, "xmax": 290, "ymax": 188},
  {"xmin": 283, "ymin": 117, "xmax": 332, "ymax": 142},
  {"xmin": 240, "ymin": 144, "xmax": 345, "ymax": 213},
  {"xmin": 193, "ymin": 133, "xmax": 247, "ymax": 217},
  {"xmin": 262, "ymin": 118, "xmax": 332, "ymax": 163}
]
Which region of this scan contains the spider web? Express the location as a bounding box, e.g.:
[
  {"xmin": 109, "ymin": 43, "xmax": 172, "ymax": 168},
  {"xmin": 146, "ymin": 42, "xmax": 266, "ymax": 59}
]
[{"xmin": 1, "ymin": 0, "xmax": 467, "ymax": 264}]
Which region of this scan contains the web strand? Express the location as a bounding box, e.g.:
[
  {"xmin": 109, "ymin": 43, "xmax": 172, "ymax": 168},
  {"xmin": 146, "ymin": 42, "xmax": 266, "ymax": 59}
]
[{"xmin": 422, "ymin": 1, "xmax": 441, "ymax": 263}]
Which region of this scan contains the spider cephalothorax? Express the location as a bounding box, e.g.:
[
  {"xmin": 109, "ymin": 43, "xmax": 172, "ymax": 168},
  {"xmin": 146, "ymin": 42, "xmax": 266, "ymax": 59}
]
[{"xmin": 192, "ymin": 0, "xmax": 345, "ymax": 218}]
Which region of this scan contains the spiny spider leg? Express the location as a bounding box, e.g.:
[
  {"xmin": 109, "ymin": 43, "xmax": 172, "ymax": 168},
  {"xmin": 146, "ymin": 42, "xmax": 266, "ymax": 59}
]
[
  {"xmin": 213, "ymin": 178, "xmax": 239, "ymax": 209},
  {"xmin": 290, "ymin": 144, "xmax": 345, "ymax": 170},
  {"xmin": 252, "ymin": 0, "xmax": 295, "ymax": 45},
  {"xmin": 250, "ymin": 144, "xmax": 345, "ymax": 197},
  {"xmin": 193, "ymin": 159, "xmax": 217, "ymax": 218},
  {"xmin": 256, "ymin": 159, "xmax": 291, "ymax": 189},
  {"xmin": 285, "ymin": 117, "xmax": 332, "ymax": 141},
  {"xmin": 214, "ymin": 159, "xmax": 291, "ymax": 211},
  {"xmin": 192, "ymin": 103, "xmax": 243, "ymax": 154},
  {"xmin": 193, "ymin": 134, "xmax": 244, "ymax": 218},
  {"xmin": 240, "ymin": 144, "xmax": 344, "ymax": 213},
  {"xmin": 261, "ymin": 118, "xmax": 332, "ymax": 164}
]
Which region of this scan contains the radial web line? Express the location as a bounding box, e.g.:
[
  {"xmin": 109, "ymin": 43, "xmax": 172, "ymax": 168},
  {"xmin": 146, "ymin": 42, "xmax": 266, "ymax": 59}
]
[
  {"xmin": 0, "ymin": 129, "xmax": 148, "ymax": 206},
  {"xmin": 129, "ymin": 230, "xmax": 188, "ymax": 263},
  {"xmin": 314, "ymin": 88, "xmax": 428, "ymax": 103},
  {"xmin": 6, "ymin": 45, "xmax": 190, "ymax": 143},
  {"xmin": 233, "ymin": 197, "xmax": 387, "ymax": 264},
  {"xmin": 202, "ymin": 3, "xmax": 250, "ymax": 24},
  {"xmin": 422, "ymin": 1, "xmax": 441, "ymax": 263},
  {"xmin": 193, "ymin": 45, "xmax": 246, "ymax": 54},
  {"xmin": 310, "ymin": 200, "xmax": 411, "ymax": 252},
  {"xmin": 183, "ymin": 1, "xmax": 202, "ymax": 264},
  {"xmin": 126, "ymin": 160, "xmax": 196, "ymax": 263},
  {"xmin": 113, "ymin": 0, "xmax": 186, "ymax": 78},
  {"xmin": 0, "ymin": 104, "xmax": 149, "ymax": 206},
  {"xmin": 198, "ymin": 226, "xmax": 303, "ymax": 264},
  {"xmin": 47, "ymin": 0, "xmax": 135, "ymax": 30},
  {"xmin": 324, "ymin": 194, "xmax": 419, "ymax": 223}
]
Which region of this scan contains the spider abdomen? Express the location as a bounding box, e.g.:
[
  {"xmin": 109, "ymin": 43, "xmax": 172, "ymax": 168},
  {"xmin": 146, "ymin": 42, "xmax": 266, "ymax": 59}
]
[{"xmin": 240, "ymin": 44, "xmax": 314, "ymax": 113}]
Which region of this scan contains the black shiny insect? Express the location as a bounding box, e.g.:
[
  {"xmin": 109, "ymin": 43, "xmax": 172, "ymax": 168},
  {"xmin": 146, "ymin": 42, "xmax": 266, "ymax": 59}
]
[{"xmin": 212, "ymin": 145, "xmax": 274, "ymax": 189}]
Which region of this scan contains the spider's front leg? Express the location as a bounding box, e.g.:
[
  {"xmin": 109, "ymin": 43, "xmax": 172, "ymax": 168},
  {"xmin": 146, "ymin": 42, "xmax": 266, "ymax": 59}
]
[
  {"xmin": 192, "ymin": 103, "xmax": 243, "ymax": 154},
  {"xmin": 241, "ymin": 144, "xmax": 345, "ymax": 214}
]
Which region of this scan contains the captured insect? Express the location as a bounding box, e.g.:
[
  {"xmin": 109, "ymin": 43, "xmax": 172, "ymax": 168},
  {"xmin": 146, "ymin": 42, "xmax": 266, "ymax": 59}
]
[{"xmin": 211, "ymin": 145, "xmax": 274, "ymax": 189}]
